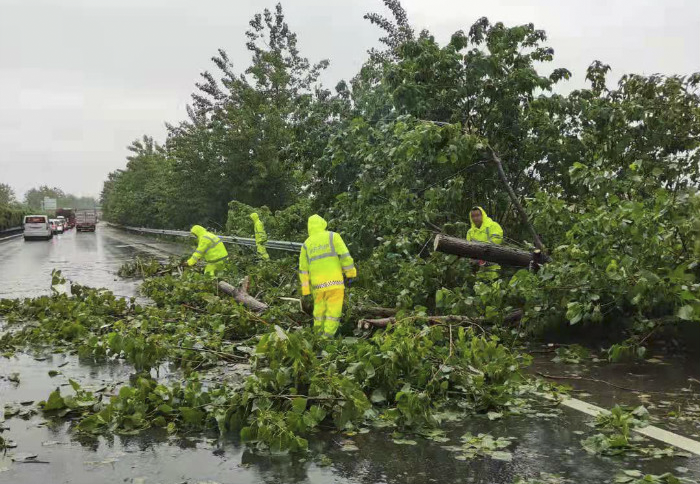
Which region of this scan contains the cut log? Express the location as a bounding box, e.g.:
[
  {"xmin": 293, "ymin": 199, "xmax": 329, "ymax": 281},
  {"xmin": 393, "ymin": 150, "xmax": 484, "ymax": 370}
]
[
  {"xmin": 357, "ymin": 307, "xmax": 398, "ymax": 317},
  {"xmin": 219, "ymin": 279, "xmax": 269, "ymax": 312},
  {"xmin": 433, "ymin": 235, "xmax": 549, "ymax": 268},
  {"xmin": 358, "ymin": 309, "xmax": 523, "ymax": 329}
]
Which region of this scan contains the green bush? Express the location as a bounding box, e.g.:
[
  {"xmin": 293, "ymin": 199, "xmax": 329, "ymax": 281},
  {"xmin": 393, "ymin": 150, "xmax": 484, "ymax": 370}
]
[{"xmin": 0, "ymin": 206, "xmax": 27, "ymax": 231}]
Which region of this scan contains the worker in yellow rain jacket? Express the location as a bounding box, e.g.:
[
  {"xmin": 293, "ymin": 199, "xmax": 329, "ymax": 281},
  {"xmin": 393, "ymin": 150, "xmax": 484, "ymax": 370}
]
[
  {"xmin": 466, "ymin": 206, "xmax": 503, "ymax": 278},
  {"xmin": 298, "ymin": 215, "xmax": 357, "ymax": 337},
  {"xmin": 250, "ymin": 213, "xmax": 270, "ymax": 261},
  {"xmin": 186, "ymin": 225, "xmax": 229, "ymax": 277}
]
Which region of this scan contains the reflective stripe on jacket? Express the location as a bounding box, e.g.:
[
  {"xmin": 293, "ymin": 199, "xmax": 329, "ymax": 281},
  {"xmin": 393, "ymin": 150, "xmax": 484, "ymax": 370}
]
[
  {"xmin": 187, "ymin": 225, "xmax": 229, "ymax": 266},
  {"xmin": 298, "ymin": 214, "xmax": 357, "ymax": 296}
]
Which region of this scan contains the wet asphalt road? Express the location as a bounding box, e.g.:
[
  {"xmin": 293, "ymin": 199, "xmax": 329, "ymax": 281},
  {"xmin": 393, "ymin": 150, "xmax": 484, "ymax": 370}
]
[
  {"xmin": 0, "ymin": 224, "xmax": 188, "ymax": 300},
  {"xmin": 1, "ymin": 225, "xmax": 699, "ymax": 483}
]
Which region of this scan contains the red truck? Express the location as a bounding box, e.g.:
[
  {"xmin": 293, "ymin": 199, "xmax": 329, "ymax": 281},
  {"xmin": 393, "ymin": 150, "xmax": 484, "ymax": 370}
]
[{"xmin": 55, "ymin": 208, "xmax": 76, "ymax": 229}]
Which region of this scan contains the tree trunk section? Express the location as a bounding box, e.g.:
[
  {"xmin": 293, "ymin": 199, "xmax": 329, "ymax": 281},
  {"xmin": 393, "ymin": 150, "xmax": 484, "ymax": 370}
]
[
  {"xmin": 433, "ymin": 235, "xmax": 549, "ymax": 268},
  {"xmin": 219, "ymin": 280, "xmax": 268, "ymax": 312}
]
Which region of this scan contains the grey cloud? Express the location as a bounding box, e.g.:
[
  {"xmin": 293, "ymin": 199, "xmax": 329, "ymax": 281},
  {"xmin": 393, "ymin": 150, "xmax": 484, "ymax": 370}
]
[{"xmin": 0, "ymin": 0, "xmax": 698, "ymax": 199}]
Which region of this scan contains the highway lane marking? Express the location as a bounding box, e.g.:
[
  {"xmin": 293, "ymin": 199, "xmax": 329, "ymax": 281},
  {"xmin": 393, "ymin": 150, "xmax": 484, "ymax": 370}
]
[
  {"xmin": 0, "ymin": 233, "xmax": 23, "ymax": 243},
  {"xmin": 560, "ymin": 396, "xmax": 700, "ymax": 455}
]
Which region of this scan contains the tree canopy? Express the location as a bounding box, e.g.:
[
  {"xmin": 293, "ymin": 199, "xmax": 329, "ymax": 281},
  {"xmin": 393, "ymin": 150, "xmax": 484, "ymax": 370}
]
[{"xmin": 101, "ymin": 1, "xmax": 700, "ymax": 348}]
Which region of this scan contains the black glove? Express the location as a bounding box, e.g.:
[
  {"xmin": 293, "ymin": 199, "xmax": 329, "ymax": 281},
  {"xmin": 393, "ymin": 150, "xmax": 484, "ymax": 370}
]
[{"xmin": 345, "ymin": 277, "xmax": 355, "ymax": 287}]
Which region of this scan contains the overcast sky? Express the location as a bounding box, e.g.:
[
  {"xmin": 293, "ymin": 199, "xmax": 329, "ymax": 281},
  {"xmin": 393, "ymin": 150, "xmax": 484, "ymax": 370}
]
[{"xmin": 1, "ymin": 0, "xmax": 698, "ymax": 200}]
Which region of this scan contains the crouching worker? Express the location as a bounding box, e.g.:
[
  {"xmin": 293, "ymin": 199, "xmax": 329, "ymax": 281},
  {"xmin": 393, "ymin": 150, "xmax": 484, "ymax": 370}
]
[
  {"xmin": 298, "ymin": 215, "xmax": 356, "ymax": 337},
  {"xmin": 186, "ymin": 225, "xmax": 229, "ymax": 277}
]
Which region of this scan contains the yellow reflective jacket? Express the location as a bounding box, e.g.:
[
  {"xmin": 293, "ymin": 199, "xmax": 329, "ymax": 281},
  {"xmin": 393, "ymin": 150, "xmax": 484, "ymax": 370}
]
[
  {"xmin": 187, "ymin": 225, "xmax": 229, "ymax": 266},
  {"xmin": 466, "ymin": 207, "xmax": 503, "ymax": 245},
  {"xmin": 250, "ymin": 213, "xmax": 268, "ymax": 245},
  {"xmin": 298, "ymin": 215, "xmax": 356, "ymax": 296}
]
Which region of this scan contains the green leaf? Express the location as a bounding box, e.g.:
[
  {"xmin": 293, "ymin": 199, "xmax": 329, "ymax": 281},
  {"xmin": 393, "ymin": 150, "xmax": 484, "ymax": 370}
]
[
  {"xmin": 179, "ymin": 407, "xmax": 204, "ymax": 427},
  {"xmin": 370, "ymin": 389, "xmax": 386, "ymax": 403},
  {"xmin": 68, "ymin": 379, "xmax": 81, "ymax": 392},
  {"xmin": 291, "ymin": 397, "xmax": 307, "ymax": 414},
  {"xmin": 677, "ymin": 305, "xmax": 695, "ymax": 321},
  {"xmin": 43, "ymin": 390, "xmax": 66, "ymax": 411}
]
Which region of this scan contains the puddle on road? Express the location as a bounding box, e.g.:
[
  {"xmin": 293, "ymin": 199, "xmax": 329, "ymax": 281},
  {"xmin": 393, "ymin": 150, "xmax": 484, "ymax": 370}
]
[
  {"xmin": 2, "ymin": 351, "xmax": 700, "ymax": 483},
  {"xmin": 532, "ymin": 350, "xmax": 700, "ymax": 441}
]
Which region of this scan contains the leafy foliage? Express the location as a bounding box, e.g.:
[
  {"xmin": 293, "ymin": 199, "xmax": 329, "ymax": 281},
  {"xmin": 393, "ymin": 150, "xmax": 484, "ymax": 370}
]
[
  {"xmin": 97, "ymin": 1, "xmax": 700, "ymax": 355},
  {"xmin": 0, "ymin": 205, "xmax": 27, "ymax": 231},
  {"xmin": 580, "ymin": 405, "xmax": 688, "ymax": 459},
  {"xmin": 0, "ymin": 248, "xmax": 547, "ymax": 452},
  {"xmin": 612, "ymin": 470, "xmax": 697, "ymax": 484}
]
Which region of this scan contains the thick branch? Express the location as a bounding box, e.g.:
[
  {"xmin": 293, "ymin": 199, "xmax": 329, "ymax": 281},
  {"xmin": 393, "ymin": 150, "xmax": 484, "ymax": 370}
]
[
  {"xmin": 219, "ymin": 280, "xmax": 268, "ymax": 312},
  {"xmin": 490, "ymin": 150, "xmax": 545, "ymax": 251},
  {"xmin": 434, "ymin": 235, "xmax": 549, "ymax": 267}
]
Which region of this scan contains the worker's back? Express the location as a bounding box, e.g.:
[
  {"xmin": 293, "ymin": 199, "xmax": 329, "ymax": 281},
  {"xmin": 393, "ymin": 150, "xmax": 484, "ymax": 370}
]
[{"xmin": 300, "ymin": 215, "xmax": 355, "ymax": 294}]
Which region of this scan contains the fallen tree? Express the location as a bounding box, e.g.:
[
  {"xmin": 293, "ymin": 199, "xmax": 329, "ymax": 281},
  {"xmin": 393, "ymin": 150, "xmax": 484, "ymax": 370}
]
[
  {"xmin": 218, "ymin": 277, "xmax": 269, "ymax": 312},
  {"xmin": 433, "ymin": 235, "xmax": 549, "ymax": 268},
  {"xmin": 357, "ymin": 309, "xmax": 523, "ymax": 329}
]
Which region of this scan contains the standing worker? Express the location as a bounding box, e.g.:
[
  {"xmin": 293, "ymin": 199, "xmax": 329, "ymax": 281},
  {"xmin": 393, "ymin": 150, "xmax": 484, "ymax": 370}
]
[
  {"xmin": 186, "ymin": 225, "xmax": 229, "ymax": 277},
  {"xmin": 250, "ymin": 213, "xmax": 270, "ymax": 261},
  {"xmin": 467, "ymin": 206, "xmax": 503, "ymax": 278},
  {"xmin": 298, "ymin": 214, "xmax": 357, "ymax": 337}
]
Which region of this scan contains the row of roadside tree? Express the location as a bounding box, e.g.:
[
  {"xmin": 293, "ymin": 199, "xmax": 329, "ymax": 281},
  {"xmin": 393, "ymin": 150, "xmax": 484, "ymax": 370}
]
[{"xmin": 100, "ymin": 1, "xmax": 700, "ymax": 349}]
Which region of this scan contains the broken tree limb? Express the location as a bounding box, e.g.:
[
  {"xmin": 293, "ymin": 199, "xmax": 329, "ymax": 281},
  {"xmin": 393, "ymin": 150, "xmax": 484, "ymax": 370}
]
[
  {"xmin": 357, "ymin": 307, "xmax": 398, "ymax": 317},
  {"xmin": 433, "ymin": 235, "xmax": 550, "ymax": 268},
  {"xmin": 490, "ymin": 149, "xmax": 545, "ymax": 252},
  {"xmin": 358, "ymin": 309, "xmax": 522, "ymax": 330},
  {"xmin": 219, "ymin": 278, "xmax": 268, "ymax": 312}
]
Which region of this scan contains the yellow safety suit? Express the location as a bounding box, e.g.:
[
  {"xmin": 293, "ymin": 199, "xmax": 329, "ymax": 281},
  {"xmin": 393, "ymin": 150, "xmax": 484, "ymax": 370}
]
[
  {"xmin": 466, "ymin": 206, "xmax": 503, "ymax": 279},
  {"xmin": 187, "ymin": 225, "xmax": 228, "ymax": 277},
  {"xmin": 250, "ymin": 213, "xmax": 270, "ymax": 260},
  {"xmin": 298, "ymin": 215, "xmax": 357, "ymax": 337}
]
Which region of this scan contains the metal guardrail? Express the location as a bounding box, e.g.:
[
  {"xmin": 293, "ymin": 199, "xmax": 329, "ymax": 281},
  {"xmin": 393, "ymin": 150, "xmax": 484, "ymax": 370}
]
[
  {"xmin": 0, "ymin": 226, "xmax": 23, "ymax": 240},
  {"xmin": 116, "ymin": 224, "xmax": 303, "ymax": 253}
]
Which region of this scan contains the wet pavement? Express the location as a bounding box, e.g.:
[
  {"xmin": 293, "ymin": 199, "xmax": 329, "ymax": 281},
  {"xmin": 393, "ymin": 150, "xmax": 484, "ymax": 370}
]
[
  {"xmin": 1, "ymin": 226, "xmax": 700, "ymax": 483},
  {"xmin": 0, "ymin": 224, "xmax": 188, "ymax": 300}
]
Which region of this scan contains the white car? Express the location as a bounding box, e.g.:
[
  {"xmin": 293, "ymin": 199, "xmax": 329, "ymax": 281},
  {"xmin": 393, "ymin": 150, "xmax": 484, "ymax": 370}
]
[
  {"xmin": 24, "ymin": 215, "xmax": 53, "ymax": 240},
  {"xmin": 50, "ymin": 219, "xmax": 64, "ymax": 234}
]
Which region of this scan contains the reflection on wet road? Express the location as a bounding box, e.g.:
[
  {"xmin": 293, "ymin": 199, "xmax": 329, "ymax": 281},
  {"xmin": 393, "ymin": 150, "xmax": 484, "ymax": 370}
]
[{"xmin": 0, "ymin": 224, "xmax": 188, "ymax": 299}]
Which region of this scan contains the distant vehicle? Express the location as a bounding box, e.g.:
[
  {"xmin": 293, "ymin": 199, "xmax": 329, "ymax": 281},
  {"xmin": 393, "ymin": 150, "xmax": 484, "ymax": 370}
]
[
  {"xmin": 56, "ymin": 209, "xmax": 75, "ymax": 229},
  {"xmin": 49, "ymin": 219, "xmax": 64, "ymax": 234},
  {"xmin": 23, "ymin": 215, "xmax": 53, "ymax": 241},
  {"xmin": 56, "ymin": 215, "xmax": 68, "ymax": 230},
  {"xmin": 76, "ymin": 210, "xmax": 97, "ymax": 232}
]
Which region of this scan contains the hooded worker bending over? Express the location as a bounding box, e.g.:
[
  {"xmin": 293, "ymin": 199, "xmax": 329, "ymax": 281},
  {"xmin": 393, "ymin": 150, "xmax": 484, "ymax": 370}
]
[
  {"xmin": 187, "ymin": 225, "xmax": 229, "ymax": 276},
  {"xmin": 298, "ymin": 215, "xmax": 357, "ymax": 337},
  {"xmin": 467, "ymin": 206, "xmax": 503, "ymax": 277},
  {"xmin": 250, "ymin": 213, "xmax": 270, "ymax": 260}
]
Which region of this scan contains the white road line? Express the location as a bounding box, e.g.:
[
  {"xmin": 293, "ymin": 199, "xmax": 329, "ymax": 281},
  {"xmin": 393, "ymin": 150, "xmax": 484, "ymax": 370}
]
[
  {"xmin": 0, "ymin": 233, "xmax": 23, "ymax": 243},
  {"xmin": 560, "ymin": 396, "xmax": 700, "ymax": 455}
]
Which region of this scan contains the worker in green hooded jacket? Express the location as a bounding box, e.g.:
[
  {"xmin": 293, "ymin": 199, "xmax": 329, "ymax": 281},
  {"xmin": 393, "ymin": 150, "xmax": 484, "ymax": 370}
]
[
  {"xmin": 466, "ymin": 206, "xmax": 503, "ymax": 278},
  {"xmin": 186, "ymin": 225, "xmax": 228, "ymax": 276},
  {"xmin": 250, "ymin": 213, "xmax": 270, "ymax": 260}
]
